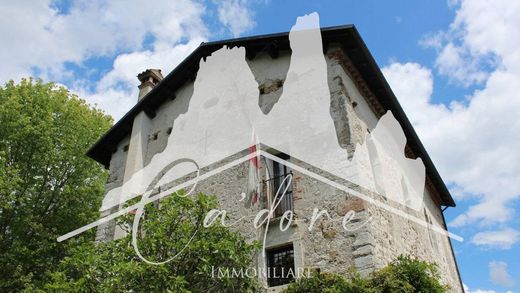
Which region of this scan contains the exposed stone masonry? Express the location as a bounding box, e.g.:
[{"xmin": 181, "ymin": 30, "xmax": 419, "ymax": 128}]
[{"xmin": 95, "ymin": 45, "xmax": 462, "ymax": 292}]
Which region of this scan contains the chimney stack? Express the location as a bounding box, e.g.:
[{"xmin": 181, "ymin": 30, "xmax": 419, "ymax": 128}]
[
  {"xmin": 137, "ymin": 69, "xmax": 163, "ymax": 101},
  {"xmin": 111, "ymin": 69, "xmax": 163, "ymax": 239}
]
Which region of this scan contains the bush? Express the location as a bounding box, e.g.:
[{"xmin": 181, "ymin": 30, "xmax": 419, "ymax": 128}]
[
  {"xmin": 371, "ymin": 255, "xmax": 446, "ymax": 293},
  {"xmin": 283, "ymin": 256, "xmax": 447, "ymax": 293},
  {"xmin": 282, "ymin": 269, "xmax": 372, "ymax": 293},
  {"xmin": 44, "ymin": 192, "xmax": 261, "ymax": 292}
]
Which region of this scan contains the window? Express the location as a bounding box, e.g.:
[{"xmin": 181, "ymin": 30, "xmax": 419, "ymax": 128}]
[
  {"xmin": 266, "ymin": 153, "xmax": 293, "ymax": 217},
  {"xmin": 266, "ymin": 244, "xmax": 295, "ymax": 287}
]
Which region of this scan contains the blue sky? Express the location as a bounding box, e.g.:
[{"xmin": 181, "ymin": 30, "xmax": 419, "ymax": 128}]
[{"xmin": 1, "ymin": 1, "xmax": 519, "ymax": 292}]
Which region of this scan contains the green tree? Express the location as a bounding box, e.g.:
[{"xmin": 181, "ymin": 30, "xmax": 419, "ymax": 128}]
[
  {"xmin": 0, "ymin": 79, "xmax": 112, "ymax": 290},
  {"xmin": 283, "ymin": 256, "xmax": 447, "ymax": 293},
  {"xmin": 45, "ymin": 192, "xmax": 261, "ymax": 292}
]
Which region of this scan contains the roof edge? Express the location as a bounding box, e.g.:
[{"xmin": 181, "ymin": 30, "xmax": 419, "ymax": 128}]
[{"xmin": 86, "ymin": 25, "xmax": 455, "ymax": 207}]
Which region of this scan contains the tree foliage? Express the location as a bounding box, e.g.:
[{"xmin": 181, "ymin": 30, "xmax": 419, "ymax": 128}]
[
  {"xmin": 0, "ymin": 79, "xmax": 112, "ymax": 290},
  {"xmin": 283, "ymin": 256, "xmax": 448, "ymax": 293},
  {"xmin": 44, "ymin": 192, "xmax": 261, "ymax": 292}
]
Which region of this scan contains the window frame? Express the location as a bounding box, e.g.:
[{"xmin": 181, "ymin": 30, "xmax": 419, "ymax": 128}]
[{"xmin": 266, "ymin": 243, "xmax": 295, "ymax": 287}]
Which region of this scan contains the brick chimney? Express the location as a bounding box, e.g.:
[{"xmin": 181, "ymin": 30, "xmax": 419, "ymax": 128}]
[{"xmin": 137, "ymin": 69, "xmax": 163, "ymax": 101}]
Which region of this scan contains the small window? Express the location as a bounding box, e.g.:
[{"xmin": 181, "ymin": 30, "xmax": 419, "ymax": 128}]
[{"xmin": 266, "ymin": 244, "xmax": 295, "ymax": 287}]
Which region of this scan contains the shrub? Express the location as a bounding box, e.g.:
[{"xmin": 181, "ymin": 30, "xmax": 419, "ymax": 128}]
[
  {"xmin": 44, "ymin": 192, "xmax": 261, "ymax": 292},
  {"xmin": 283, "ymin": 255, "xmax": 447, "ymax": 293}
]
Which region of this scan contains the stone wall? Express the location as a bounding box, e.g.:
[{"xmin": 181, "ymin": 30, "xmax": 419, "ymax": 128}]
[{"xmin": 96, "ymin": 44, "xmax": 462, "ymax": 291}]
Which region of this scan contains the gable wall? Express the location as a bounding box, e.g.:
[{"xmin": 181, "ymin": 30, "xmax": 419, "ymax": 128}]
[{"xmin": 97, "ymin": 44, "xmax": 461, "ymax": 291}]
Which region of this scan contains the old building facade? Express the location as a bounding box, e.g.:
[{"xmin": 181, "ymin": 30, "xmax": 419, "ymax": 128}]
[{"xmin": 89, "ymin": 25, "xmax": 463, "ymax": 292}]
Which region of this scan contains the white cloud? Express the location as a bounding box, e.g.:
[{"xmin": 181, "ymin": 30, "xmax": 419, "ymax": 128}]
[
  {"xmin": 421, "ymin": 0, "xmax": 520, "ymax": 86},
  {"xmin": 468, "ymin": 290, "xmax": 499, "ymax": 293},
  {"xmin": 463, "ymin": 283, "xmax": 514, "ymax": 293},
  {"xmin": 0, "ymin": 0, "xmax": 206, "ymax": 82},
  {"xmin": 0, "ymin": 0, "xmax": 211, "ymax": 120},
  {"xmin": 381, "ymin": 62, "xmax": 448, "ymax": 126},
  {"xmin": 489, "ymin": 261, "xmax": 515, "ymax": 288},
  {"xmin": 0, "ymin": 0, "xmax": 260, "ymax": 120},
  {"xmin": 435, "ymin": 42, "xmax": 490, "ymax": 86},
  {"xmin": 447, "ymin": 0, "xmax": 460, "ymax": 8},
  {"xmin": 216, "ymin": 0, "xmax": 256, "ymax": 37},
  {"xmin": 73, "ymin": 0, "xmax": 208, "ymax": 120},
  {"xmin": 382, "ymin": 0, "xmax": 520, "ymax": 232},
  {"xmin": 82, "ymin": 37, "xmax": 204, "ymax": 119},
  {"xmin": 382, "ymin": 61, "xmax": 520, "ymax": 228},
  {"xmin": 471, "ymin": 228, "xmax": 520, "ymax": 249}
]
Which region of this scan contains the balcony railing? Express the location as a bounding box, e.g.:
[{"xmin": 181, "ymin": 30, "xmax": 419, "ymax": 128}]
[{"xmin": 264, "ymin": 172, "xmax": 293, "ymax": 217}]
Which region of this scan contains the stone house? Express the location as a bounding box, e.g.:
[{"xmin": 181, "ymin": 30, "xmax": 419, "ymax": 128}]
[{"xmin": 87, "ymin": 25, "xmax": 463, "ymax": 291}]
